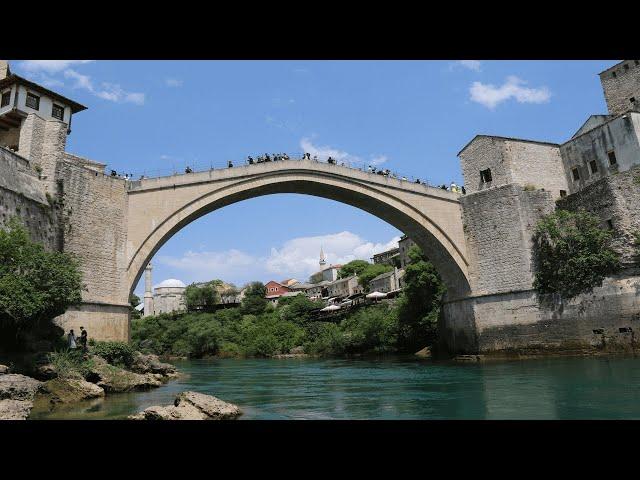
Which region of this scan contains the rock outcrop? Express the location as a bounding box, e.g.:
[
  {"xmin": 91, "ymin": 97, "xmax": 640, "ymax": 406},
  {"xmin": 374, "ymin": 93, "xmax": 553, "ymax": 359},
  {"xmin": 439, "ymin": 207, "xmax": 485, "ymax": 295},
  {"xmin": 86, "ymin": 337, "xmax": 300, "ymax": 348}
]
[
  {"xmin": 40, "ymin": 378, "xmax": 105, "ymax": 404},
  {"xmin": 130, "ymin": 352, "xmax": 178, "ymax": 377},
  {"xmin": 414, "ymin": 346, "xmax": 432, "ymax": 358},
  {"xmin": 0, "ymin": 399, "xmax": 33, "ymax": 420},
  {"xmin": 129, "ymin": 391, "xmax": 242, "ymax": 420},
  {"xmin": 0, "ymin": 364, "xmax": 9, "ymax": 375},
  {"xmin": 0, "ymin": 374, "xmax": 43, "ymax": 420}
]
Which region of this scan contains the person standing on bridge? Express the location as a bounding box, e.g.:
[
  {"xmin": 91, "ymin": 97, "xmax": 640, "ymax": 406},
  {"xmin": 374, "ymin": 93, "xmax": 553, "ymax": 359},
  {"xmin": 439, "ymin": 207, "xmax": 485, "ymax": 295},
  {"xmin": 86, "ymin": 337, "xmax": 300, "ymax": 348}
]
[
  {"xmin": 185, "ymin": 166, "xmax": 193, "ymax": 173},
  {"xmin": 247, "ymin": 156, "xmax": 254, "ymax": 165},
  {"xmin": 228, "ymin": 160, "xmax": 233, "ymax": 168}
]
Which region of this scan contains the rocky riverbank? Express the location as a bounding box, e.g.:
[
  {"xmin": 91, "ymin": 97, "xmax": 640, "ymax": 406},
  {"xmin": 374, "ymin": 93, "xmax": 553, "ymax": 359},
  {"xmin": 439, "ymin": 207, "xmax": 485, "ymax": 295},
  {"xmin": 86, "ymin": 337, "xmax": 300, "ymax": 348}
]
[{"xmin": 0, "ymin": 351, "xmax": 180, "ymax": 420}]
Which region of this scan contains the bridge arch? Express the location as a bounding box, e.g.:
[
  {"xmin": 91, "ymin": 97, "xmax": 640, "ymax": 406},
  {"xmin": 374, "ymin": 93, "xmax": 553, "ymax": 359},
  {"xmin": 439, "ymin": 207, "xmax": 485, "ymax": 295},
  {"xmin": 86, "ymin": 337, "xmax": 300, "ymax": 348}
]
[{"xmin": 126, "ymin": 161, "xmax": 470, "ymax": 299}]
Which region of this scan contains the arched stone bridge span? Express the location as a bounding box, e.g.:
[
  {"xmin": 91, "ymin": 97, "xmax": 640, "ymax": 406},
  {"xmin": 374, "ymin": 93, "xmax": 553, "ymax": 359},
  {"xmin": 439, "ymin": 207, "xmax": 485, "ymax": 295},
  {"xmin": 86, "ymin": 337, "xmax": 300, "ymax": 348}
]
[{"xmin": 125, "ymin": 159, "xmax": 470, "ymax": 299}]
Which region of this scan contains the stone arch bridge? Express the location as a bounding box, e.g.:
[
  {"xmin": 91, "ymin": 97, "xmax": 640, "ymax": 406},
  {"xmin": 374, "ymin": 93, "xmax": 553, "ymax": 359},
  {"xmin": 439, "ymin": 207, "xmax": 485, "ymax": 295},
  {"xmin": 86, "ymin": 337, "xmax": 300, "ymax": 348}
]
[
  {"xmin": 126, "ymin": 159, "xmax": 469, "ymax": 298},
  {"xmin": 56, "ymin": 158, "xmax": 470, "ymax": 343}
]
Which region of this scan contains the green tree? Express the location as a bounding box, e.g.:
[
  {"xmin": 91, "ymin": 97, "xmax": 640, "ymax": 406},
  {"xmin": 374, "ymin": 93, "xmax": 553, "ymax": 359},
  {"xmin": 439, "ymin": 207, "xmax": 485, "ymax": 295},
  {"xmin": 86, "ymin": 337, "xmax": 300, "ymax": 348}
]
[
  {"xmin": 185, "ymin": 283, "xmax": 220, "ymax": 312},
  {"xmin": 396, "ymin": 245, "xmax": 446, "ymax": 351},
  {"xmin": 277, "ymin": 294, "xmax": 324, "ymax": 325},
  {"xmin": 358, "ymin": 263, "xmax": 393, "ymax": 291},
  {"xmin": 241, "ymin": 282, "xmax": 268, "ymax": 315},
  {"xmin": 338, "ymin": 260, "xmax": 370, "ymax": 279},
  {"xmin": 0, "ymin": 218, "xmax": 83, "ymax": 351},
  {"xmin": 129, "ymin": 293, "xmax": 141, "ymax": 319},
  {"xmin": 532, "ymin": 210, "xmax": 621, "ymax": 298}
]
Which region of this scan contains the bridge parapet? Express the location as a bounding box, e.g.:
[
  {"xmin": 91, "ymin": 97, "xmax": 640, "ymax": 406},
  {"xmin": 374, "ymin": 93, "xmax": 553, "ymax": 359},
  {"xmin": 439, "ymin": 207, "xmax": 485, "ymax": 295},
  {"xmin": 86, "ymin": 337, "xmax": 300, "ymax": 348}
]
[{"xmin": 127, "ymin": 158, "xmax": 461, "ymax": 202}]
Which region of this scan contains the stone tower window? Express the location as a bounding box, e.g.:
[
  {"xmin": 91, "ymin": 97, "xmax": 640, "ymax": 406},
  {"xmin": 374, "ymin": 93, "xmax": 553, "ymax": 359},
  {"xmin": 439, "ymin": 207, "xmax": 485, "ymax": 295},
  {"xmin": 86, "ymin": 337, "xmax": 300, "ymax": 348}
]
[
  {"xmin": 631, "ymin": 97, "xmax": 636, "ymax": 104},
  {"xmin": 572, "ymin": 167, "xmax": 580, "ymax": 181},
  {"xmin": 480, "ymin": 168, "xmax": 492, "ymax": 183},
  {"xmin": 606, "ymin": 219, "xmax": 614, "ymax": 230},
  {"xmin": 589, "ymin": 160, "xmax": 598, "ymax": 175},
  {"xmin": 52, "ymin": 104, "xmax": 64, "ymax": 120},
  {"xmin": 0, "ymin": 90, "xmax": 10, "ymax": 108},
  {"xmin": 612, "ymin": 71, "xmax": 617, "ymax": 78},
  {"xmin": 624, "ymin": 64, "xmax": 630, "ymax": 71},
  {"xmin": 636, "ymin": 60, "xmax": 640, "ymax": 66},
  {"xmin": 607, "ymin": 150, "xmax": 617, "ymax": 166},
  {"xmin": 560, "ymin": 190, "xmax": 567, "ymax": 198},
  {"xmin": 26, "ymin": 92, "xmax": 40, "ymax": 110}
]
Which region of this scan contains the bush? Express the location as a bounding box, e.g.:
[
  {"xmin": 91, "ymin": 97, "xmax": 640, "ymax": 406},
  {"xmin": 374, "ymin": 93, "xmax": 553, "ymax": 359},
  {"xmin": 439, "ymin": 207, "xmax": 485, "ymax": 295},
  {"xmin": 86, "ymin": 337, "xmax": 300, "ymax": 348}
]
[
  {"xmin": 532, "ymin": 210, "xmax": 621, "ymax": 298},
  {"xmin": 91, "ymin": 341, "xmax": 135, "ymax": 367},
  {"xmin": 48, "ymin": 349, "xmax": 95, "ymax": 379}
]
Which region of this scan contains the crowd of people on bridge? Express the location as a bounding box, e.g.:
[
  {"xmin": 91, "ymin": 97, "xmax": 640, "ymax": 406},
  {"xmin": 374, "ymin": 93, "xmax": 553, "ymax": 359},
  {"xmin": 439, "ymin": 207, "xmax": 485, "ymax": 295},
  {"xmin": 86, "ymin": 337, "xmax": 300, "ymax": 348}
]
[{"xmin": 110, "ymin": 152, "xmax": 466, "ymax": 194}]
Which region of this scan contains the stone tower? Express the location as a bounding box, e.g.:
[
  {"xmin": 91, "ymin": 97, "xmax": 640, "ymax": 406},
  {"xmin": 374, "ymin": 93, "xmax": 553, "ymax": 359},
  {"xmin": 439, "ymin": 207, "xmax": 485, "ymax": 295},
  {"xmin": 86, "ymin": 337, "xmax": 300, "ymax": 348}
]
[
  {"xmin": 0, "ymin": 60, "xmax": 87, "ymax": 194},
  {"xmin": 319, "ymin": 246, "xmax": 327, "ymax": 270},
  {"xmin": 599, "ymin": 60, "xmax": 640, "ymax": 116},
  {"xmin": 143, "ymin": 263, "xmax": 154, "ymax": 317}
]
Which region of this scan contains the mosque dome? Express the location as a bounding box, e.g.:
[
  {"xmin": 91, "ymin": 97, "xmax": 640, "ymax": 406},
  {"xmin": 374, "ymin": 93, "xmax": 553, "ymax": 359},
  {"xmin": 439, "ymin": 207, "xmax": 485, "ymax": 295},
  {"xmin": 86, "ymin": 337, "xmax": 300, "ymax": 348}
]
[{"xmin": 154, "ymin": 279, "xmax": 186, "ymax": 289}]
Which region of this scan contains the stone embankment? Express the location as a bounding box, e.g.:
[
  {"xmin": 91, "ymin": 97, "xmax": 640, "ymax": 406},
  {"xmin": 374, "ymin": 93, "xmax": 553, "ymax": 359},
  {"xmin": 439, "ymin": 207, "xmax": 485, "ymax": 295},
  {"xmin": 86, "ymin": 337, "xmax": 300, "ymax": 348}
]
[{"xmin": 129, "ymin": 391, "xmax": 242, "ymax": 420}]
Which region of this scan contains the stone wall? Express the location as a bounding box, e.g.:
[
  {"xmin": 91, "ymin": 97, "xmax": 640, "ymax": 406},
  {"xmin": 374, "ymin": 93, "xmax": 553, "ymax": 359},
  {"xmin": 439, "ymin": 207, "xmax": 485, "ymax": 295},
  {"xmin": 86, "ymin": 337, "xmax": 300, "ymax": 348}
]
[
  {"xmin": 556, "ymin": 165, "xmax": 640, "ymax": 268},
  {"xmin": 459, "ymin": 136, "xmax": 567, "ymax": 198},
  {"xmin": 17, "ymin": 113, "xmax": 68, "ymax": 194},
  {"xmin": 560, "ymin": 113, "xmax": 640, "ymax": 194},
  {"xmin": 599, "ymin": 60, "xmax": 640, "ymax": 116},
  {"xmin": 0, "ymin": 147, "xmax": 56, "ymax": 249},
  {"xmin": 53, "ymin": 160, "xmax": 130, "ymax": 341},
  {"xmin": 443, "ymin": 275, "xmax": 640, "ymax": 355},
  {"xmin": 460, "ymin": 184, "xmax": 556, "ymax": 295}
]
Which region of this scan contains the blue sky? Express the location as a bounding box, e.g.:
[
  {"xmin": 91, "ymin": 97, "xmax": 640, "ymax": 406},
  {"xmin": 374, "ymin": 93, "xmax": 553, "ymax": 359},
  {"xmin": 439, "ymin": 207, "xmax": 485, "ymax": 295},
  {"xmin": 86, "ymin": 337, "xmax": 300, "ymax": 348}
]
[{"xmin": 13, "ymin": 60, "xmax": 616, "ymax": 295}]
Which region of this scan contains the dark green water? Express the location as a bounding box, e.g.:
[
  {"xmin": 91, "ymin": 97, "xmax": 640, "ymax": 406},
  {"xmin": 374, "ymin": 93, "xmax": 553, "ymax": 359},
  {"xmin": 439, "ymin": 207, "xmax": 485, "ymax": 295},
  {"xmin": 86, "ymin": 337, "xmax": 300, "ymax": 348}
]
[{"xmin": 30, "ymin": 356, "xmax": 640, "ymax": 420}]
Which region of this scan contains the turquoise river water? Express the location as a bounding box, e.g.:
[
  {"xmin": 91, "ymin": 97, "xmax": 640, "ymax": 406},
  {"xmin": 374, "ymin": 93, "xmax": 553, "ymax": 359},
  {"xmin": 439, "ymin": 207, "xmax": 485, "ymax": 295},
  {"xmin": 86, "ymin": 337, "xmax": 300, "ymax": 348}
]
[{"xmin": 30, "ymin": 356, "xmax": 640, "ymax": 420}]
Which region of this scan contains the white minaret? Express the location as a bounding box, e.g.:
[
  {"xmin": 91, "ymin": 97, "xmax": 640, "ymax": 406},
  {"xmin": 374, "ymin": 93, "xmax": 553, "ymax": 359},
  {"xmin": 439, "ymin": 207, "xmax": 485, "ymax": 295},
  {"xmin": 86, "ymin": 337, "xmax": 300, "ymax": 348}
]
[
  {"xmin": 319, "ymin": 246, "xmax": 327, "ymax": 270},
  {"xmin": 143, "ymin": 262, "xmax": 154, "ymax": 317}
]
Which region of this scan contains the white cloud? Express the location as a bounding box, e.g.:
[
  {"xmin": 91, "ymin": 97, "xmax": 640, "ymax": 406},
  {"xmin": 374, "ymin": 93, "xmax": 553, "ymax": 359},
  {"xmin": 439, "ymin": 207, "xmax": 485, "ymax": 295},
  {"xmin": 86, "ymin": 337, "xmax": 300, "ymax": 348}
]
[
  {"xmin": 165, "ymin": 78, "xmax": 183, "ymax": 87},
  {"xmin": 157, "ymin": 231, "xmax": 401, "ymax": 286},
  {"xmin": 370, "ymin": 155, "xmax": 388, "ymax": 166},
  {"xmin": 454, "ymin": 60, "xmax": 481, "ymax": 72},
  {"xmin": 64, "ymin": 69, "xmax": 145, "ymax": 105},
  {"xmin": 469, "ymin": 76, "xmax": 551, "ymax": 109},
  {"xmin": 19, "ymin": 60, "xmax": 93, "ymax": 74},
  {"xmin": 299, "ymin": 137, "xmax": 388, "ymax": 168},
  {"xmin": 158, "ymin": 249, "xmax": 256, "ymax": 283},
  {"xmin": 64, "ymin": 69, "xmax": 93, "ymax": 90}
]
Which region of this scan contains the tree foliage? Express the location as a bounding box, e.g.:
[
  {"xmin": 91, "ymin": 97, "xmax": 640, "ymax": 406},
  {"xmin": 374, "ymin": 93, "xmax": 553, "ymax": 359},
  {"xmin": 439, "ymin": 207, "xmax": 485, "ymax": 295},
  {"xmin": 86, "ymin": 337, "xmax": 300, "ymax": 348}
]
[
  {"xmin": 338, "ymin": 260, "xmax": 394, "ymax": 291},
  {"xmin": 241, "ymin": 281, "xmax": 268, "ymax": 315},
  {"xmin": 358, "ymin": 263, "xmax": 394, "ymax": 291},
  {"xmin": 532, "ymin": 210, "xmax": 621, "ymax": 298},
  {"xmin": 338, "ymin": 260, "xmax": 370, "ymax": 279},
  {"xmin": 396, "ymin": 245, "xmax": 446, "ymax": 351},
  {"xmin": 185, "ymin": 282, "xmax": 220, "ymax": 312},
  {"xmin": 0, "ymin": 218, "xmax": 83, "ymax": 350}
]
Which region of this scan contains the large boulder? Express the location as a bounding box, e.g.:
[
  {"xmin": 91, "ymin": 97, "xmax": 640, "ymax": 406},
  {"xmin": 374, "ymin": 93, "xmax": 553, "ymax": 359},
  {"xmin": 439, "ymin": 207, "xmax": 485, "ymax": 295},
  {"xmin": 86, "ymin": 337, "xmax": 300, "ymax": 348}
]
[
  {"xmin": 81, "ymin": 355, "xmax": 162, "ymax": 393},
  {"xmin": 0, "ymin": 365, "xmax": 9, "ymax": 375},
  {"xmin": 129, "ymin": 391, "xmax": 242, "ymax": 420},
  {"xmin": 0, "ymin": 374, "xmax": 43, "ymax": 401},
  {"xmin": 0, "ymin": 374, "xmax": 43, "ymax": 420},
  {"xmin": 41, "ymin": 378, "xmax": 105, "ymax": 404},
  {"xmin": 176, "ymin": 391, "xmax": 242, "ymax": 420},
  {"xmin": 130, "ymin": 352, "xmax": 177, "ymax": 376},
  {"xmin": 0, "ymin": 399, "xmax": 33, "ymax": 420},
  {"xmin": 414, "ymin": 346, "xmax": 432, "ymax": 358}
]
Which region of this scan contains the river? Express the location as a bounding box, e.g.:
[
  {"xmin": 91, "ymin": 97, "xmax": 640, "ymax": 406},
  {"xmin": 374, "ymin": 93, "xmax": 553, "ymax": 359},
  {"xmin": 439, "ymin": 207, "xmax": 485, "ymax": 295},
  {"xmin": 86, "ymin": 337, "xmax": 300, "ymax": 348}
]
[{"xmin": 29, "ymin": 355, "xmax": 640, "ymax": 420}]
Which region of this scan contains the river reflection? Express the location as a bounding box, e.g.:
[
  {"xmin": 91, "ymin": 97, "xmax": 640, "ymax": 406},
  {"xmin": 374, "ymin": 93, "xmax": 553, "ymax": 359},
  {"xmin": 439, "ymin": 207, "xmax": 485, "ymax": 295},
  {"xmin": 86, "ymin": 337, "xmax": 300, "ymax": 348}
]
[{"xmin": 29, "ymin": 355, "xmax": 640, "ymax": 420}]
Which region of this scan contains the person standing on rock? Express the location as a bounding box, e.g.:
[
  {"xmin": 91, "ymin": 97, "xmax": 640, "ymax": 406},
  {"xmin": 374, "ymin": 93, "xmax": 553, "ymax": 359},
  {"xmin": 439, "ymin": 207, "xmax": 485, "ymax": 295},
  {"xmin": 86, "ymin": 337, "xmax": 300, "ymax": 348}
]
[
  {"xmin": 79, "ymin": 327, "xmax": 88, "ymax": 353},
  {"xmin": 68, "ymin": 329, "xmax": 77, "ymax": 350}
]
